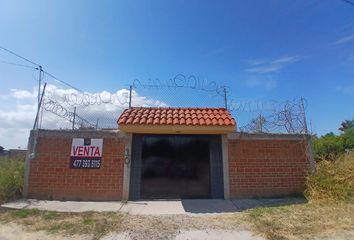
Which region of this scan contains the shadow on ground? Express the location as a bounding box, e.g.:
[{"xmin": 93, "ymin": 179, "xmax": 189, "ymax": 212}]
[{"xmin": 181, "ymin": 197, "xmax": 306, "ymax": 214}]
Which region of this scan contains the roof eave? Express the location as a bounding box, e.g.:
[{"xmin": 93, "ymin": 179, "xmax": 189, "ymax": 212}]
[{"xmin": 118, "ymin": 124, "xmax": 236, "ymax": 134}]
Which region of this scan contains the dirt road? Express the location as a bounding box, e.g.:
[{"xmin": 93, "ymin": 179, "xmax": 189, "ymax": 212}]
[{"xmin": 0, "ymin": 223, "xmax": 264, "ymax": 240}]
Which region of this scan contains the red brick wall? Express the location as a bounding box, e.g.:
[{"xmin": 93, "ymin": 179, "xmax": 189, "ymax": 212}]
[
  {"xmin": 27, "ymin": 131, "xmax": 127, "ymax": 201},
  {"xmin": 27, "ymin": 131, "xmax": 312, "ymax": 200},
  {"xmin": 228, "ymin": 137, "xmax": 311, "ymax": 198}
]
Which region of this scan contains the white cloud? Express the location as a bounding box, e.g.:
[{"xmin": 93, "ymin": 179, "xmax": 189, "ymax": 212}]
[
  {"xmin": 0, "ymin": 84, "xmax": 167, "ymax": 149},
  {"xmin": 0, "ymin": 94, "xmax": 9, "ymax": 100},
  {"xmin": 11, "ymin": 88, "xmax": 37, "ymax": 99},
  {"xmin": 246, "ymin": 65, "xmax": 283, "ymax": 73},
  {"xmin": 245, "ymin": 56, "xmax": 302, "ymax": 73},
  {"xmin": 271, "ymin": 56, "xmax": 300, "ymax": 64},
  {"xmin": 0, "ymin": 128, "xmax": 30, "ymax": 150},
  {"xmin": 244, "ymin": 55, "xmax": 301, "ymax": 90},
  {"xmin": 333, "ymin": 34, "xmax": 354, "ymax": 45}
]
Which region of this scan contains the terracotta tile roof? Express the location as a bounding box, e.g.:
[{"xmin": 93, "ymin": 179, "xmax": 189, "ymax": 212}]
[{"xmin": 117, "ymin": 107, "xmax": 236, "ymax": 127}]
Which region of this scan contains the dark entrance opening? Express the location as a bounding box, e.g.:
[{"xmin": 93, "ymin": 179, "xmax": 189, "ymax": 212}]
[
  {"xmin": 129, "ymin": 134, "xmax": 224, "ymax": 200},
  {"xmin": 141, "ymin": 135, "xmax": 211, "ymax": 199}
]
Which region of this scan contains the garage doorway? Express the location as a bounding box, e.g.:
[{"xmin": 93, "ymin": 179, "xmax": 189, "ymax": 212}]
[
  {"xmin": 141, "ymin": 135, "xmax": 210, "ymax": 199},
  {"xmin": 129, "ymin": 134, "xmax": 224, "ymax": 200}
]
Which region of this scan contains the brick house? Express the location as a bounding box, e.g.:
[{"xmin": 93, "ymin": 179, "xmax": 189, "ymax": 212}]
[{"xmin": 24, "ymin": 107, "xmax": 314, "ymax": 201}]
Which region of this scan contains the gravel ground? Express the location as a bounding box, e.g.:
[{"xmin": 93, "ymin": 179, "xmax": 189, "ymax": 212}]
[
  {"xmin": 0, "ymin": 223, "xmax": 88, "ymax": 240},
  {"xmin": 2, "ymin": 222, "xmax": 353, "ymax": 240},
  {"xmin": 1, "ymin": 202, "xmax": 353, "ymax": 240},
  {"xmin": 0, "ymin": 223, "xmax": 265, "ymax": 240}
]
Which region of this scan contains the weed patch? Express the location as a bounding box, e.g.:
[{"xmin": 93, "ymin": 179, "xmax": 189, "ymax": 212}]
[
  {"xmin": 82, "ymin": 217, "xmax": 94, "ymax": 225},
  {"xmin": 305, "ymin": 151, "xmax": 354, "ymax": 202},
  {"xmin": 247, "ymin": 203, "xmax": 354, "ymax": 240},
  {"xmin": 12, "ymin": 208, "xmax": 40, "ymax": 218},
  {"xmin": 0, "ymin": 156, "xmax": 24, "ymax": 204}
]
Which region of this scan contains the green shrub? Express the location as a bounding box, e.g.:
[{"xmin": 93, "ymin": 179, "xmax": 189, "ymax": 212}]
[
  {"xmin": 305, "ymin": 151, "xmax": 354, "ymax": 202},
  {"xmin": 0, "ymin": 157, "xmax": 25, "ymax": 204},
  {"xmin": 312, "ymin": 120, "xmax": 354, "ymax": 162},
  {"xmin": 342, "ymin": 128, "xmax": 354, "ymax": 150},
  {"xmin": 312, "ymin": 133, "xmax": 345, "ymax": 161}
]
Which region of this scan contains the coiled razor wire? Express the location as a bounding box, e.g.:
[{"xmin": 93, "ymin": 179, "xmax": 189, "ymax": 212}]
[
  {"xmin": 38, "ymin": 74, "xmax": 309, "ymax": 133},
  {"xmin": 238, "ymin": 99, "xmax": 308, "ymax": 134},
  {"xmin": 44, "ymin": 87, "xmax": 130, "ymax": 107},
  {"xmin": 42, "ymin": 97, "xmax": 96, "ymax": 129}
]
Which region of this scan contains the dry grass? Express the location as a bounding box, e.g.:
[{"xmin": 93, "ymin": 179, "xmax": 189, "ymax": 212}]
[
  {"xmin": 247, "ymin": 202, "xmax": 354, "ymax": 240},
  {"xmin": 305, "ymin": 151, "xmax": 354, "ymax": 202},
  {"xmin": 0, "ymin": 209, "xmax": 124, "ymax": 239},
  {"xmin": 0, "ymin": 208, "xmax": 249, "ymax": 240},
  {"xmin": 0, "ymin": 157, "xmax": 24, "ymax": 204},
  {"xmin": 1, "ymin": 202, "xmax": 354, "ymax": 240},
  {"xmin": 248, "ymin": 152, "xmax": 354, "ymax": 240}
]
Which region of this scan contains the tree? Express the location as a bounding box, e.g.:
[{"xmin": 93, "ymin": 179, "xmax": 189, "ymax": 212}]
[
  {"xmin": 313, "ymin": 119, "xmax": 354, "ymax": 161},
  {"xmin": 342, "ymin": 128, "xmax": 354, "ymax": 150},
  {"xmin": 339, "ymin": 119, "xmax": 354, "ymax": 132},
  {"xmin": 313, "ymin": 133, "xmax": 344, "ymax": 161}
]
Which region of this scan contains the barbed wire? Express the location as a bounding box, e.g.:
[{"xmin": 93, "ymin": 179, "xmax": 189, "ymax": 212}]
[
  {"xmin": 36, "ymin": 74, "xmax": 225, "ymax": 107},
  {"xmin": 238, "ymin": 98, "xmax": 308, "ymax": 134},
  {"xmin": 42, "ymin": 96, "xmax": 97, "ymax": 129},
  {"xmin": 36, "ymin": 74, "xmax": 309, "ymax": 134},
  {"xmin": 44, "ymin": 87, "xmax": 130, "ymax": 107},
  {"xmin": 133, "ymin": 74, "xmax": 227, "ymax": 94}
]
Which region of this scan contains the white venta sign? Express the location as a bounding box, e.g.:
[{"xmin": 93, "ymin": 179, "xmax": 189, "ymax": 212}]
[{"xmin": 70, "ymin": 138, "xmax": 103, "ymax": 169}]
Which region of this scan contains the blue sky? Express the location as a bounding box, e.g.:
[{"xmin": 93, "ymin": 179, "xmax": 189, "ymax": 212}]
[{"xmin": 0, "ymin": 0, "xmax": 353, "ymax": 148}]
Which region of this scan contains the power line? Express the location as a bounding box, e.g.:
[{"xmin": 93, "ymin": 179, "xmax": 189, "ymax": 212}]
[
  {"xmin": 0, "ymin": 60, "xmax": 37, "ymax": 69},
  {"xmin": 0, "ymin": 46, "xmax": 41, "ymax": 67},
  {"xmin": 0, "ymin": 45, "xmax": 84, "ymax": 92},
  {"xmin": 43, "ymin": 71, "xmax": 84, "ymax": 92}
]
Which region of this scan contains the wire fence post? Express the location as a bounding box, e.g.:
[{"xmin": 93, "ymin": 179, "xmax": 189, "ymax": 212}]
[
  {"xmin": 129, "ymin": 85, "xmax": 132, "ymax": 108},
  {"xmin": 33, "ymin": 83, "xmax": 47, "ymax": 130},
  {"xmin": 300, "ymin": 97, "xmax": 308, "ymax": 134},
  {"xmin": 223, "ymin": 86, "xmax": 228, "ymax": 110},
  {"xmin": 37, "ymin": 66, "xmax": 42, "ymax": 106},
  {"xmin": 72, "ymin": 107, "xmax": 76, "ymax": 130},
  {"xmin": 36, "ymin": 66, "xmax": 43, "ymax": 129}
]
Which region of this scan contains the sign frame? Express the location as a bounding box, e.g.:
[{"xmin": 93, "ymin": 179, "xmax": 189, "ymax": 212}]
[{"xmin": 70, "ymin": 138, "xmax": 103, "ymax": 169}]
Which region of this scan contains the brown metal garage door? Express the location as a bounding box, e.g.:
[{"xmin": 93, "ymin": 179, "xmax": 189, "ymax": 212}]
[
  {"xmin": 129, "ymin": 134, "xmax": 224, "ymax": 200},
  {"xmin": 141, "ymin": 134, "xmax": 210, "ymax": 199}
]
